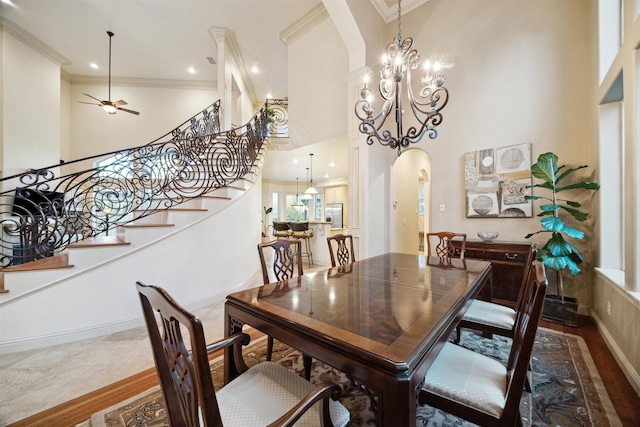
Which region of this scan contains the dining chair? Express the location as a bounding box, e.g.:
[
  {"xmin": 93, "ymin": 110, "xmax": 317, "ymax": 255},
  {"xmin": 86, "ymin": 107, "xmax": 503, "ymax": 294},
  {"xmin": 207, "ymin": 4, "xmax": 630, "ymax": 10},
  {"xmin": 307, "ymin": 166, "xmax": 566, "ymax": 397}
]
[
  {"xmin": 426, "ymin": 231, "xmax": 467, "ymax": 260},
  {"xmin": 257, "ymin": 239, "xmax": 312, "ymax": 380},
  {"xmin": 136, "ymin": 282, "xmax": 350, "ymax": 427},
  {"xmin": 454, "ymin": 244, "xmax": 538, "ymax": 344},
  {"xmin": 419, "ymin": 261, "xmax": 547, "ymax": 427},
  {"xmin": 327, "ymin": 234, "xmax": 355, "ymax": 267}
]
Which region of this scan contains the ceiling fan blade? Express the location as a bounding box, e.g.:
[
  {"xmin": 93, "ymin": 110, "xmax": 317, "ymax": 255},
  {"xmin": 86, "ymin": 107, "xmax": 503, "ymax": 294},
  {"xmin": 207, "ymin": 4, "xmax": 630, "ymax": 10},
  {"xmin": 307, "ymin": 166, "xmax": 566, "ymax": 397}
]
[
  {"xmin": 79, "ymin": 101, "xmax": 101, "ymax": 106},
  {"xmin": 113, "ymin": 100, "xmax": 128, "ymax": 106},
  {"xmin": 117, "ymin": 106, "xmax": 140, "ymax": 115},
  {"xmin": 82, "ymin": 93, "xmax": 103, "ymax": 103}
]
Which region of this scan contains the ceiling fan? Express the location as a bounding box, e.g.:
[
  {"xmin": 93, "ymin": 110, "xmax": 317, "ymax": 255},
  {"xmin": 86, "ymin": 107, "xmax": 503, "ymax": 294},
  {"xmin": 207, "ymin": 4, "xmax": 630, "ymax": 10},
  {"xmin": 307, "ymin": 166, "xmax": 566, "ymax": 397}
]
[{"xmin": 80, "ymin": 31, "xmax": 140, "ymax": 115}]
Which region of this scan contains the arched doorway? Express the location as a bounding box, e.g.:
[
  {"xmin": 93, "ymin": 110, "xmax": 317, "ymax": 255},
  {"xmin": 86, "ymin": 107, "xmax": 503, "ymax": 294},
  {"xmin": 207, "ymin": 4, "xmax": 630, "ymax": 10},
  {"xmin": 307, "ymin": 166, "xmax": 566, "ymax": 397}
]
[{"xmin": 389, "ymin": 149, "xmax": 432, "ymax": 254}]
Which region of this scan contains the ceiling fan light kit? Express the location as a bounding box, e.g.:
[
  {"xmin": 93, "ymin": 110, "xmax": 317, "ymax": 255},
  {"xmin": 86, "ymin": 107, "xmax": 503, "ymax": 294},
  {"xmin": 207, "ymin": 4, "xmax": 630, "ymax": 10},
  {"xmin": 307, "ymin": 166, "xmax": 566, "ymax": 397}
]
[{"xmin": 80, "ymin": 31, "xmax": 140, "ymax": 116}]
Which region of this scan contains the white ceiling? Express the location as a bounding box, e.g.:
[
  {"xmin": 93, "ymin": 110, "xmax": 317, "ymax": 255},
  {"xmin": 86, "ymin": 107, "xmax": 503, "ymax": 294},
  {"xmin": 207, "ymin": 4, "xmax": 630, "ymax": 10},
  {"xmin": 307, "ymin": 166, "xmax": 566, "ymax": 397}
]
[{"xmin": 0, "ymin": 0, "xmax": 426, "ymax": 183}]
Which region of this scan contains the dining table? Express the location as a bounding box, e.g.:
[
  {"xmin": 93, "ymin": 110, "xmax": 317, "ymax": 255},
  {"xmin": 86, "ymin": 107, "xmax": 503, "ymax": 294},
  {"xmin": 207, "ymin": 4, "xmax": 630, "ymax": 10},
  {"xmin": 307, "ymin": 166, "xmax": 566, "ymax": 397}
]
[{"xmin": 224, "ymin": 252, "xmax": 492, "ymax": 426}]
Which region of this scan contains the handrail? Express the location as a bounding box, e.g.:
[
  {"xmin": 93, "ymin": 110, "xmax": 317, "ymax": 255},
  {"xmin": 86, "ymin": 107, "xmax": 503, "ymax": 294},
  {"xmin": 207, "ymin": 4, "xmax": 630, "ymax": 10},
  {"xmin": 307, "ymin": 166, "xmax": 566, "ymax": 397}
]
[{"xmin": 0, "ymin": 98, "xmax": 289, "ymax": 267}]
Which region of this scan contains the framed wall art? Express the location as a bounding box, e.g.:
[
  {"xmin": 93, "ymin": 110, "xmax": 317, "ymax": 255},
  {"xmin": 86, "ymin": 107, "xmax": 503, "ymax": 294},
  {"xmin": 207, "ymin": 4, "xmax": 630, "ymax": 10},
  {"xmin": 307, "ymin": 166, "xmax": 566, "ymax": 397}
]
[{"xmin": 464, "ymin": 143, "xmax": 532, "ymax": 218}]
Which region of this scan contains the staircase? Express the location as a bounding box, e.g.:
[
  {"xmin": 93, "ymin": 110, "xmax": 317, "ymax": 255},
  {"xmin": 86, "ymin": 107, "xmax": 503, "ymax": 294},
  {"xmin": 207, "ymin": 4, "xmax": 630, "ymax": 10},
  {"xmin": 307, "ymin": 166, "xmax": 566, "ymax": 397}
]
[{"xmin": 0, "ymin": 99, "xmax": 287, "ymax": 354}]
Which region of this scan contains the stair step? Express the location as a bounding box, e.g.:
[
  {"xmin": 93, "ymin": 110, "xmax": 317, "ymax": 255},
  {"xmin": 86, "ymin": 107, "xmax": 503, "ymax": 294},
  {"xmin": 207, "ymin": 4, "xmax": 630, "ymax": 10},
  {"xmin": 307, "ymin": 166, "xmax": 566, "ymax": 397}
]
[
  {"xmin": 1, "ymin": 253, "xmax": 73, "ymax": 273},
  {"xmin": 200, "ymin": 195, "xmax": 231, "ymax": 200},
  {"xmin": 66, "ymin": 236, "xmax": 131, "ymax": 249},
  {"xmin": 121, "ymin": 223, "xmax": 175, "ymax": 228}
]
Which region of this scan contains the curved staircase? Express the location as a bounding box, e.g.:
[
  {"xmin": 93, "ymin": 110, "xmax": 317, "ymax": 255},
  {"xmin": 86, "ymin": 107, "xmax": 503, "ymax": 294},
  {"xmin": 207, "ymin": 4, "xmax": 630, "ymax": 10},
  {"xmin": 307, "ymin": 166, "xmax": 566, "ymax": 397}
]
[{"xmin": 0, "ymin": 99, "xmax": 286, "ymax": 354}]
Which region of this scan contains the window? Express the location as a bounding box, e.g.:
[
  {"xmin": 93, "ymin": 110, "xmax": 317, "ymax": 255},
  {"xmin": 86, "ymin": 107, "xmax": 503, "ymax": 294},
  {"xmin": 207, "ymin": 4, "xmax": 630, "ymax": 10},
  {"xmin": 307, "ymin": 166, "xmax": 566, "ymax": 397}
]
[
  {"xmin": 271, "ymin": 192, "xmax": 280, "ymax": 221},
  {"xmin": 314, "ymin": 193, "xmax": 323, "ymax": 221}
]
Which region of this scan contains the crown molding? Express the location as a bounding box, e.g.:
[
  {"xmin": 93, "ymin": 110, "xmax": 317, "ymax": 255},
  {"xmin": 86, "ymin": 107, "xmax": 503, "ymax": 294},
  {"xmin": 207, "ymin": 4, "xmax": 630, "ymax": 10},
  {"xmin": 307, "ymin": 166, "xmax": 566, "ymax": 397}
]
[
  {"xmin": 70, "ymin": 75, "xmax": 216, "ymax": 90},
  {"xmin": 280, "ymin": 3, "xmax": 328, "ymax": 44},
  {"xmin": 0, "ymin": 17, "xmax": 71, "ymax": 66}
]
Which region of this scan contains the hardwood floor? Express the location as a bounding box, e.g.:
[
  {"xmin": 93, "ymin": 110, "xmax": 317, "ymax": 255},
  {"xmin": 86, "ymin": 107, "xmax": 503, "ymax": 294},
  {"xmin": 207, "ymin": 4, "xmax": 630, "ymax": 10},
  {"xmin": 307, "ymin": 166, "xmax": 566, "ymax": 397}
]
[{"xmin": 8, "ymin": 318, "xmax": 640, "ymax": 427}]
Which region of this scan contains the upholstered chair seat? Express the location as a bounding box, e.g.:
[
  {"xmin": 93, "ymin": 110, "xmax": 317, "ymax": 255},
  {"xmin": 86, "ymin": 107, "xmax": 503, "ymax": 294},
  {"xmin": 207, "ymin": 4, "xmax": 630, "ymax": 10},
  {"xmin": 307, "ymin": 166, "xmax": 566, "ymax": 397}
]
[
  {"xmin": 423, "ymin": 342, "xmax": 508, "ymax": 418},
  {"xmin": 216, "ymin": 361, "xmax": 350, "ymax": 426},
  {"xmin": 463, "ymin": 299, "xmax": 517, "ymax": 330}
]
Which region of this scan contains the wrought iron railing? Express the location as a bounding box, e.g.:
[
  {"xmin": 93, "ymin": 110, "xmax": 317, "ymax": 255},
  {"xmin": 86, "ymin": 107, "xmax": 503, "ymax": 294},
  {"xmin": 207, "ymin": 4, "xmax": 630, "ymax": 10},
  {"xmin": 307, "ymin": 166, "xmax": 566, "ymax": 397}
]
[{"xmin": 0, "ymin": 98, "xmax": 289, "ymax": 267}]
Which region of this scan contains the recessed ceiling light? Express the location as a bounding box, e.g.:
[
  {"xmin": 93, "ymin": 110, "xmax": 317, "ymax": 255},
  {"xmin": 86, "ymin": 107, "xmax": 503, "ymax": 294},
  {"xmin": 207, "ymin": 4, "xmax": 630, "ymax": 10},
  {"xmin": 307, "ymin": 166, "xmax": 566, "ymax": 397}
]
[
  {"xmin": 90, "ymin": 63, "xmax": 99, "ymax": 69},
  {"xmin": 266, "ymin": 93, "xmax": 272, "ymax": 99},
  {"xmin": 188, "ymin": 67, "xmax": 196, "ymax": 74},
  {"xmin": 293, "ymin": 158, "xmax": 299, "ymax": 164},
  {"xmin": 251, "ymin": 65, "xmax": 259, "ymax": 74},
  {"xmin": 329, "ymin": 161, "xmax": 335, "ymax": 167}
]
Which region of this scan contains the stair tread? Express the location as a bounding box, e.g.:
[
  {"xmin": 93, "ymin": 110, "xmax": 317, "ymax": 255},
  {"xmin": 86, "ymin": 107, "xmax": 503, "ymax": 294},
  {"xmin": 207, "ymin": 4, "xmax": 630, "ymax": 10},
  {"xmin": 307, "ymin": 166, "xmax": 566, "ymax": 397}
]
[
  {"xmin": 121, "ymin": 223, "xmax": 175, "ymax": 228},
  {"xmin": 66, "ymin": 236, "xmax": 131, "ymax": 248},
  {"xmin": 200, "ymin": 195, "xmax": 231, "ymax": 200},
  {"xmin": 1, "ymin": 253, "xmax": 73, "ymax": 272}
]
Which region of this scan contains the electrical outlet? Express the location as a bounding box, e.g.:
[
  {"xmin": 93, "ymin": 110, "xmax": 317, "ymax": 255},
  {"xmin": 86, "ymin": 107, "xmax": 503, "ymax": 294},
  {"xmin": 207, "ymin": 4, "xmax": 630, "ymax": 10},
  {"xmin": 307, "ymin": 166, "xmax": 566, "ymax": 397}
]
[
  {"xmin": 439, "ymin": 204, "xmax": 445, "ymax": 212},
  {"xmin": 606, "ymin": 301, "xmax": 611, "ymax": 316}
]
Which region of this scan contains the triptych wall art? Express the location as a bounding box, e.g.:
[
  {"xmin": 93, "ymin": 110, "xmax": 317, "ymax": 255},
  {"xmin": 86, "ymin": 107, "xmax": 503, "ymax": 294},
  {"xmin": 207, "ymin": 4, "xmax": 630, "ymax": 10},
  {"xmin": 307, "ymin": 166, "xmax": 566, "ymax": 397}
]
[{"xmin": 464, "ymin": 143, "xmax": 532, "ymax": 218}]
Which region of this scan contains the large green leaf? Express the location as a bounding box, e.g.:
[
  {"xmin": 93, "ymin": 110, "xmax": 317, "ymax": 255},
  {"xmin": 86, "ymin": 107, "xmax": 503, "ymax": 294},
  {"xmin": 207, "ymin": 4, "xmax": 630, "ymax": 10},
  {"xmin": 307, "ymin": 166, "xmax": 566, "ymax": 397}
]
[
  {"xmin": 530, "ymin": 152, "xmax": 558, "ymax": 184},
  {"xmin": 557, "ymin": 181, "xmax": 601, "ymax": 192}
]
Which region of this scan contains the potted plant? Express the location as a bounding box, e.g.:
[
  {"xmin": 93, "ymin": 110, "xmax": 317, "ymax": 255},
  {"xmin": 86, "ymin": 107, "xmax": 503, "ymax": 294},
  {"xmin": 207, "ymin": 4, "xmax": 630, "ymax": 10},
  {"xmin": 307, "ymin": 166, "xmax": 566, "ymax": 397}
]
[
  {"xmin": 262, "ymin": 206, "xmax": 273, "ymax": 242},
  {"xmin": 525, "ymin": 152, "xmax": 600, "ymax": 326}
]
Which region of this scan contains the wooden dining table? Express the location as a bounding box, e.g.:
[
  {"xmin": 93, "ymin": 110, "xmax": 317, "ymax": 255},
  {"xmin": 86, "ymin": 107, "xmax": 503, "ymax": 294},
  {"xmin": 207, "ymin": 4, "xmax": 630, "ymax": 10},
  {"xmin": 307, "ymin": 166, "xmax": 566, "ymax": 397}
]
[{"xmin": 224, "ymin": 252, "xmax": 491, "ymax": 426}]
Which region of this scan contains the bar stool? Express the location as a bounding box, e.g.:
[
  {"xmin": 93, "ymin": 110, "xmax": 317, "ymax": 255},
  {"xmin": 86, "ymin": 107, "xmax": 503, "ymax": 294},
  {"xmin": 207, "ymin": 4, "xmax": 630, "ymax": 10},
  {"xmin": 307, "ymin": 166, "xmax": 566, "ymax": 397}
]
[
  {"xmin": 289, "ymin": 221, "xmax": 314, "ymax": 267},
  {"xmin": 272, "ymin": 221, "xmax": 291, "ymax": 239}
]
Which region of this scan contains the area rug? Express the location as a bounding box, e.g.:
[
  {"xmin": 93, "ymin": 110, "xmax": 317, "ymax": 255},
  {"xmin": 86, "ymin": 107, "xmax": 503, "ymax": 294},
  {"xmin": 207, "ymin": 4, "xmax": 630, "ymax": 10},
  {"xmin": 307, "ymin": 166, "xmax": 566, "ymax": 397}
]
[{"xmin": 79, "ymin": 328, "xmax": 621, "ymax": 426}]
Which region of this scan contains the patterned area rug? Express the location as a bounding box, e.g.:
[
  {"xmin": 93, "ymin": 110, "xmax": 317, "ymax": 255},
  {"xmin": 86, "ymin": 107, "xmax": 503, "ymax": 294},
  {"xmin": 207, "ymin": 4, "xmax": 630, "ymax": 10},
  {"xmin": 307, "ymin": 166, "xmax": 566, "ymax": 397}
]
[{"xmin": 78, "ymin": 328, "xmax": 621, "ymax": 426}]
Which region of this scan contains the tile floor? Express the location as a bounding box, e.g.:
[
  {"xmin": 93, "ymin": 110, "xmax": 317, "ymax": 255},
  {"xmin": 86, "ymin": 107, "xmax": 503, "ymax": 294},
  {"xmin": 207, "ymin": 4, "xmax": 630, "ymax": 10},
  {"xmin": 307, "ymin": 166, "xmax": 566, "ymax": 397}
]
[
  {"xmin": 0, "ymin": 264, "xmax": 324, "ymax": 425},
  {"xmin": 0, "ymin": 297, "xmax": 229, "ymax": 426}
]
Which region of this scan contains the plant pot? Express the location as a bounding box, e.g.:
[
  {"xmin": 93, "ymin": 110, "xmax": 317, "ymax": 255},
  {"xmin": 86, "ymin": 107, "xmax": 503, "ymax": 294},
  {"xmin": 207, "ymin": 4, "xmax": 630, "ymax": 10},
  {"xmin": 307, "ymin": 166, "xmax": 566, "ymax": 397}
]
[{"xmin": 542, "ymin": 295, "xmax": 578, "ymax": 327}]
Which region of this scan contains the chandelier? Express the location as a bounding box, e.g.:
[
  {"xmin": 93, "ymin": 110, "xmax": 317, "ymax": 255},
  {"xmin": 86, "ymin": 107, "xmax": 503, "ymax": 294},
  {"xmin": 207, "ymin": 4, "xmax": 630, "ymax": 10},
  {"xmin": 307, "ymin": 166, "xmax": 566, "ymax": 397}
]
[{"xmin": 354, "ymin": 0, "xmax": 449, "ymax": 156}]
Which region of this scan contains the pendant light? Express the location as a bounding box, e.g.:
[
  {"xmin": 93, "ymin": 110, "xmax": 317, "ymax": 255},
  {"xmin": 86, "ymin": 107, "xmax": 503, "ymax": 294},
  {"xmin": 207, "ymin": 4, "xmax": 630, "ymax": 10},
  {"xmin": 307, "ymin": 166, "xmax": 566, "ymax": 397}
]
[
  {"xmin": 301, "ymin": 167, "xmax": 312, "ymax": 200},
  {"xmin": 304, "ymin": 153, "xmax": 318, "ymax": 195},
  {"xmin": 292, "ymin": 178, "xmax": 305, "ymax": 211}
]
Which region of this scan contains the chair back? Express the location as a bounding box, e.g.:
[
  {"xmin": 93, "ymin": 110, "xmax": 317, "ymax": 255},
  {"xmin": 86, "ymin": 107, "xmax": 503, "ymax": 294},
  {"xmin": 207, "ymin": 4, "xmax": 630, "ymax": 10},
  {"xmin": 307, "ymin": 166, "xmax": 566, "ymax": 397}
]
[
  {"xmin": 327, "ymin": 234, "xmax": 355, "ymax": 267},
  {"xmin": 289, "ymin": 221, "xmax": 313, "ymax": 238},
  {"xmin": 272, "ymin": 221, "xmax": 291, "ymax": 238},
  {"xmin": 258, "ymin": 239, "xmax": 304, "ymax": 285},
  {"xmin": 502, "ymin": 261, "xmax": 547, "ymax": 423},
  {"xmin": 137, "ymin": 282, "xmax": 222, "ymax": 426},
  {"xmin": 426, "ymin": 231, "xmax": 467, "ymax": 259},
  {"xmin": 512, "ymin": 244, "xmax": 538, "ymax": 316}
]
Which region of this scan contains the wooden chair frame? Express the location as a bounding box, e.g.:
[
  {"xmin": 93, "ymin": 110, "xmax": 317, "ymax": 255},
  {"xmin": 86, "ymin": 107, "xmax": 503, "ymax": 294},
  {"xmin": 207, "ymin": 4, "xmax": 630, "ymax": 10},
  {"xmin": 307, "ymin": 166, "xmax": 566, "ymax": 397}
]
[
  {"xmin": 327, "ymin": 234, "xmax": 355, "ymax": 267},
  {"xmin": 137, "ymin": 282, "xmax": 342, "ymax": 426},
  {"xmin": 419, "ymin": 261, "xmax": 547, "ymax": 427},
  {"xmin": 455, "ymin": 244, "xmax": 538, "ymax": 342},
  {"xmin": 426, "ymin": 231, "xmax": 467, "ymax": 260},
  {"xmin": 257, "ymin": 239, "xmax": 311, "ymax": 379}
]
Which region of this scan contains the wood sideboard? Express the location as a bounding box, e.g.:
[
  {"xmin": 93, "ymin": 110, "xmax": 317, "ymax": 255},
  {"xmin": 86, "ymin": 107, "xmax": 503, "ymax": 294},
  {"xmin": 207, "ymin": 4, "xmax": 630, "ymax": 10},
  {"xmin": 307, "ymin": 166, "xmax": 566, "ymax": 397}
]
[{"xmin": 452, "ymin": 240, "xmax": 534, "ymax": 308}]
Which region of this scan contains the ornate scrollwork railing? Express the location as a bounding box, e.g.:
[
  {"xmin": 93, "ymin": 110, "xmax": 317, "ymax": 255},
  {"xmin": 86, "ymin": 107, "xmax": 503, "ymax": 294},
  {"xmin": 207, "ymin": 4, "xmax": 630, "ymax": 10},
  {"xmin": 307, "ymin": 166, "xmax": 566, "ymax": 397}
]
[{"xmin": 0, "ymin": 99, "xmax": 289, "ymax": 267}]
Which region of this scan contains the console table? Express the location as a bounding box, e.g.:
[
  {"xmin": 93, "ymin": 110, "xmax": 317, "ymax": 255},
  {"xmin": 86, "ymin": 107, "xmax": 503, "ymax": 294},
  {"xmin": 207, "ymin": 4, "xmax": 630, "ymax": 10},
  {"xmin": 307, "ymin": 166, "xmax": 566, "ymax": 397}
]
[{"xmin": 453, "ymin": 240, "xmax": 533, "ymax": 308}]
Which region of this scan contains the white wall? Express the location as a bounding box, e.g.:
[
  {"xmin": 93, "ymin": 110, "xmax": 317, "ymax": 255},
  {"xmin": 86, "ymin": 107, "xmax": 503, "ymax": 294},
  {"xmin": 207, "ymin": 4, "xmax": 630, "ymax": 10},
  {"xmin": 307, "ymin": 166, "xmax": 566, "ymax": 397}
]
[
  {"xmin": 1, "ymin": 31, "xmax": 61, "ymax": 177},
  {"xmin": 287, "ymin": 13, "xmax": 349, "ymax": 148},
  {"xmin": 69, "ymin": 82, "xmax": 217, "ymax": 161}
]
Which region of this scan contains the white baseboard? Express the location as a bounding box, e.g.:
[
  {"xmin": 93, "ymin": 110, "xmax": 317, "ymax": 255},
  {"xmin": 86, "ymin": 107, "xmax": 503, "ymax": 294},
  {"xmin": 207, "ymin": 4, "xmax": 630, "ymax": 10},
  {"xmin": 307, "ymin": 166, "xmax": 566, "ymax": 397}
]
[{"xmin": 591, "ymin": 309, "xmax": 640, "ymax": 397}]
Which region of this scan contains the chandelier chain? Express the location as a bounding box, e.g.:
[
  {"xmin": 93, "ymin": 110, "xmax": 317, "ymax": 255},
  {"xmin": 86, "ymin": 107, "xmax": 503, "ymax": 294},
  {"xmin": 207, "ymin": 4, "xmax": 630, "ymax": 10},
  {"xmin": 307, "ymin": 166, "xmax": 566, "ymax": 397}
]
[{"xmin": 397, "ymin": 0, "xmax": 402, "ymax": 44}]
